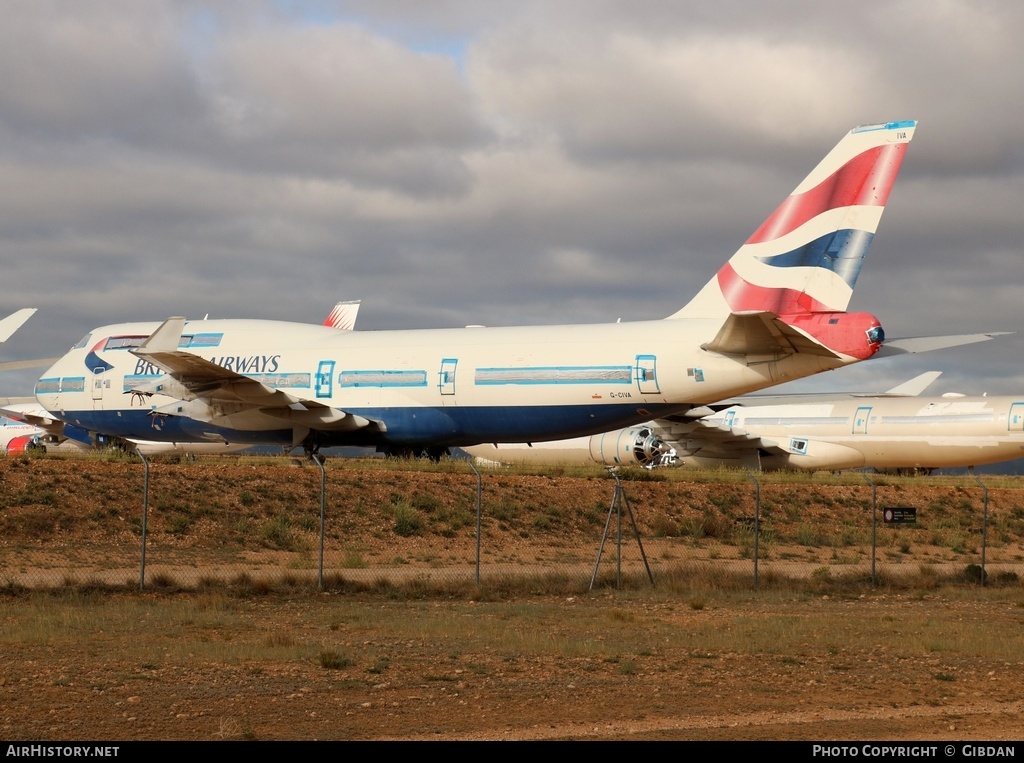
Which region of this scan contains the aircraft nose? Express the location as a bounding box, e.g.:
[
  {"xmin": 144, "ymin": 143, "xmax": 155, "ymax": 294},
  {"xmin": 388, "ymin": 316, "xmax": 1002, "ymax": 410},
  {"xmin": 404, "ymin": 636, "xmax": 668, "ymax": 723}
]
[{"xmin": 34, "ymin": 356, "xmax": 69, "ymax": 403}]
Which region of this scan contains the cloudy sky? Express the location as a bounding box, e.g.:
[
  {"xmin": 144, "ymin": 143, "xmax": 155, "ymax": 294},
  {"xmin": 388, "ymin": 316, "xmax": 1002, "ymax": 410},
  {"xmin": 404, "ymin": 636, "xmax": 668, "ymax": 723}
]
[{"xmin": 2, "ymin": 0, "xmax": 1023, "ymax": 398}]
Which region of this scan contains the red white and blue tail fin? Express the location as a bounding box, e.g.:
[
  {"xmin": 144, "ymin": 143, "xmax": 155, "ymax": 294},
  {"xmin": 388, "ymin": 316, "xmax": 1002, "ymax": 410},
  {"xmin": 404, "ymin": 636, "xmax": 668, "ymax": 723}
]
[
  {"xmin": 671, "ymin": 121, "xmax": 916, "ymax": 321},
  {"xmin": 323, "ymin": 300, "xmax": 362, "ymax": 331}
]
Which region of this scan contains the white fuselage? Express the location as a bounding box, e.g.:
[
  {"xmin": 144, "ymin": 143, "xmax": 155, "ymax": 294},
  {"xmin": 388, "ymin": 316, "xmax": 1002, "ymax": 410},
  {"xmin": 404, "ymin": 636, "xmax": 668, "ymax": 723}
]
[
  {"xmin": 35, "ymin": 317, "xmax": 853, "ymax": 450},
  {"xmin": 1, "ymin": 417, "xmax": 44, "ymax": 454},
  {"xmin": 704, "ymin": 395, "xmax": 1024, "ymax": 471},
  {"xmin": 466, "ymin": 394, "xmax": 1024, "ymax": 472}
]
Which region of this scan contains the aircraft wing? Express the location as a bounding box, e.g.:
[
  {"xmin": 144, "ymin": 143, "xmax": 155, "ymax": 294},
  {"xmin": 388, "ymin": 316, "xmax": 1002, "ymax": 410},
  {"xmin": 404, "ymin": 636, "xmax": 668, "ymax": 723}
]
[
  {"xmin": 0, "ymin": 400, "xmax": 67, "ymax": 439},
  {"xmin": 0, "ymin": 308, "xmax": 60, "ymax": 371},
  {"xmin": 0, "ymin": 309, "xmax": 36, "ymax": 343},
  {"xmin": 643, "ymin": 369, "xmax": 950, "ymax": 464},
  {"xmin": 130, "ymin": 317, "xmax": 384, "ymax": 433},
  {"xmin": 644, "ymin": 414, "xmax": 786, "ymax": 463},
  {"xmin": 862, "ymin": 371, "xmax": 942, "ymax": 397},
  {"xmin": 0, "ymin": 357, "xmax": 61, "ymax": 372}
]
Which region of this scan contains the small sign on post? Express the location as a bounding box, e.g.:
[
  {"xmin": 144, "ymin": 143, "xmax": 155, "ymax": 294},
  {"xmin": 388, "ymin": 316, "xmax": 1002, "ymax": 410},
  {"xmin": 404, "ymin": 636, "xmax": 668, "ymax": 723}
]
[{"xmin": 883, "ymin": 507, "xmax": 917, "ymax": 524}]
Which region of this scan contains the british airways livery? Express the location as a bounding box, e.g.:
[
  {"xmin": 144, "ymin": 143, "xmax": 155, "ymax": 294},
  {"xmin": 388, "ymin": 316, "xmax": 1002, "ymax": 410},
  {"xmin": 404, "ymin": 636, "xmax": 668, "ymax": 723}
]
[{"xmin": 34, "ymin": 121, "xmax": 974, "ymax": 458}]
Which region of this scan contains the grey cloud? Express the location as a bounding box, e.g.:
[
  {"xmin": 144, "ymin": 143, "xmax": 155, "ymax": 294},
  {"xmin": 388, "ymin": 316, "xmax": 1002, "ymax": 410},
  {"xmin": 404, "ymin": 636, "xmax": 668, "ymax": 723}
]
[{"xmin": 3, "ymin": 0, "xmax": 1024, "ymax": 400}]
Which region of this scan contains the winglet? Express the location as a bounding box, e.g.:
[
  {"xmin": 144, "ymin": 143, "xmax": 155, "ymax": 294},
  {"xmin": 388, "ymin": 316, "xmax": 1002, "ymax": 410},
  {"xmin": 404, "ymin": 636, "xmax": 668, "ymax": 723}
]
[
  {"xmin": 0, "ymin": 308, "xmax": 37, "ymax": 343},
  {"xmin": 137, "ymin": 317, "xmax": 187, "ymax": 354},
  {"xmin": 883, "ymin": 371, "xmax": 942, "ymax": 396}
]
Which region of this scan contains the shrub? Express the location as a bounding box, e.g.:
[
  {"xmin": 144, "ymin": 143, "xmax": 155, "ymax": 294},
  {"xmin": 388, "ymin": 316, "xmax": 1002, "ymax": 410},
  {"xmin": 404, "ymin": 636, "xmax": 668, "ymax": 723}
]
[{"xmin": 393, "ymin": 502, "xmax": 425, "ymax": 537}]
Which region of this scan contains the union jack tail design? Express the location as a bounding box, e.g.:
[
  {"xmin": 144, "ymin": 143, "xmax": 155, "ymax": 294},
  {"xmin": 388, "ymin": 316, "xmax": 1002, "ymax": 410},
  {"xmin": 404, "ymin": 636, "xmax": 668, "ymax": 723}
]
[{"xmin": 671, "ymin": 121, "xmax": 916, "ymax": 321}]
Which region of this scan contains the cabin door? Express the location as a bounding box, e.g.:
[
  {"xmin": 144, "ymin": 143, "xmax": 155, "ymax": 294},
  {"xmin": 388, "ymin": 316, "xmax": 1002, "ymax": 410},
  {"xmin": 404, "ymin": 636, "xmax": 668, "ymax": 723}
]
[
  {"xmin": 635, "ymin": 355, "xmax": 660, "ymax": 395},
  {"xmin": 438, "ymin": 358, "xmax": 458, "ymax": 404},
  {"xmin": 853, "ymin": 406, "xmax": 872, "ymax": 435},
  {"xmin": 1009, "ymin": 402, "xmax": 1024, "ymax": 431},
  {"xmin": 91, "ymin": 370, "xmax": 111, "ymax": 403},
  {"xmin": 315, "ymin": 360, "xmax": 335, "ymax": 399}
]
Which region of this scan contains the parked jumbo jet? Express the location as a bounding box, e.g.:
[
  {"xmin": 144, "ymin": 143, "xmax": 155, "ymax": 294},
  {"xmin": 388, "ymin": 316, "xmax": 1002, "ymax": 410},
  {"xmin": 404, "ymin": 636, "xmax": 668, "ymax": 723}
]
[
  {"xmin": 30, "ymin": 121, "xmax": 998, "ymax": 458},
  {"xmin": 3, "ymin": 302, "xmax": 361, "ymax": 456},
  {"xmin": 466, "ymin": 373, "xmax": 1024, "ymax": 474}
]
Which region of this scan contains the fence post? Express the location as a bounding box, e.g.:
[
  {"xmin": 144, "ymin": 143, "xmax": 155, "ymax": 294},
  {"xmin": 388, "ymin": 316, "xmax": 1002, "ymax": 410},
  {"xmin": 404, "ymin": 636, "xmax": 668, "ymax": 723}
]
[
  {"xmin": 314, "ymin": 453, "xmax": 327, "ymax": 591},
  {"xmin": 860, "ymin": 473, "xmax": 877, "ymax": 588},
  {"xmin": 972, "ymin": 471, "xmax": 989, "ymax": 586},
  {"xmin": 468, "ymin": 459, "xmax": 482, "ymax": 587},
  {"xmin": 745, "ymin": 470, "xmax": 760, "ymax": 590},
  {"xmin": 137, "ymin": 449, "xmax": 150, "ymax": 591}
]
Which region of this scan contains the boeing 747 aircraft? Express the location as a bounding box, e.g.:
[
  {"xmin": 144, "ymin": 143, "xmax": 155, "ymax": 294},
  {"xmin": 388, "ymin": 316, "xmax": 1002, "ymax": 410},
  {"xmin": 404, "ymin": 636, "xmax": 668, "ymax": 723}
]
[
  {"xmin": 2, "ymin": 302, "xmax": 361, "ymax": 456},
  {"xmin": 32, "ymin": 121, "xmax": 996, "ymax": 458},
  {"xmin": 466, "ymin": 373, "xmax": 1024, "ymax": 474}
]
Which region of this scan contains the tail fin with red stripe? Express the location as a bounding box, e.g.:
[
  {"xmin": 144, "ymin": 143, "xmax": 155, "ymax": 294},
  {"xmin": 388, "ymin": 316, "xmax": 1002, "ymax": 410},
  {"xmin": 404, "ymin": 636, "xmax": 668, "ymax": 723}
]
[{"xmin": 671, "ymin": 121, "xmax": 916, "ymax": 321}]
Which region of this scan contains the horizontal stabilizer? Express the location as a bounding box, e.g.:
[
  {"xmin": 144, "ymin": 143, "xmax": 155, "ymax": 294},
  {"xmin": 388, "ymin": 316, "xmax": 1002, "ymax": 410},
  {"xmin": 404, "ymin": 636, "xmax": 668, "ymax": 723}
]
[
  {"xmin": 873, "ymin": 332, "xmax": 1011, "ymax": 357},
  {"xmin": 702, "ymin": 312, "xmax": 840, "ymax": 359}
]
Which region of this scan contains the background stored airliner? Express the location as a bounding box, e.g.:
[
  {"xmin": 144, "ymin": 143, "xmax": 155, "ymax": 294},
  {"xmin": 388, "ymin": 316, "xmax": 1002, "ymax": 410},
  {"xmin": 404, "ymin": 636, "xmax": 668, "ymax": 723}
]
[
  {"xmin": 1, "ymin": 302, "xmax": 362, "ymax": 457},
  {"xmin": 466, "ymin": 372, "xmax": 1024, "ymax": 473},
  {"xmin": 31, "ymin": 121, "xmax": 995, "ymax": 459}
]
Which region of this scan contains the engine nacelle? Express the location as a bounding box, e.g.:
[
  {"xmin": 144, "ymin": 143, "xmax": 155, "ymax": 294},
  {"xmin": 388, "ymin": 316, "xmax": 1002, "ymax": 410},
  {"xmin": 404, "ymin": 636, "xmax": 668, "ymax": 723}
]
[
  {"xmin": 783, "ymin": 311, "xmax": 884, "ymax": 360},
  {"xmin": 4, "ymin": 435, "xmax": 45, "ymax": 455},
  {"xmin": 588, "ymin": 426, "xmax": 675, "ymax": 468}
]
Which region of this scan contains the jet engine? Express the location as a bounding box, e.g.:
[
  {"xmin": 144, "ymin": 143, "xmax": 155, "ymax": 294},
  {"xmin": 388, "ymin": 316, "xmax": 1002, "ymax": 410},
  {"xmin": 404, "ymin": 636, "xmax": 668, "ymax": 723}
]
[
  {"xmin": 4, "ymin": 435, "xmax": 45, "ymax": 455},
  {"xmin": 588, "ymin": 426, "xmax": 675, "ymax": 468}
]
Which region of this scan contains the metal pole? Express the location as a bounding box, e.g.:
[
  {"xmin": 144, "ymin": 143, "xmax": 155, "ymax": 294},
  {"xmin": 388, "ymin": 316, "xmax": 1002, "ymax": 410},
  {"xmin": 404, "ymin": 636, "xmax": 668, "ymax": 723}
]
[
  {"xmin": 973, "ymin": 471, "xmax": 989, "ymax": 586},
  {"xmin": 314, "ymin": 453, "xmax": 326, "ymax": 590},
  {"xmin": 590, "ymin": 470, "xmax": 655, "ymax": 590},
  {"xmin": 468, "ymin": 459, "xmax": 482, "ymax": 586},
  {"xmin": 590, "ymin": 469, "xmax": 620, "ymax": 590},
  {"xmin": 745, "ymin": 470, "xmax": 760, "ymax": 590},
  {"xmin": 619, "ymin": 481, "xmax": 655, "ymax": 586},
  {"xmin": 860, "ymin": 473, "xmax": 877, "ymax": 587},
  {"xmin": 137, "ymin": 448, "xmax": 149, "ymax": 591},
  {"xmin": 616, "ymin": 477, "xmax": 623, "ymax": 589}
]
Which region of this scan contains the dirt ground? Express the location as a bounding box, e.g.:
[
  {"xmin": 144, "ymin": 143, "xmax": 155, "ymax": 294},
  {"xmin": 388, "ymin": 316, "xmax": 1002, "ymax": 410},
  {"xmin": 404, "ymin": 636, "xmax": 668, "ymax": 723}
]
[
  {"xmin": 2, "ymin": 592, "xmax": 1023, "ymax": 741},
  {"xmin": 2, "ymin": 456, "xmax": 1024, "ymax": 741}
]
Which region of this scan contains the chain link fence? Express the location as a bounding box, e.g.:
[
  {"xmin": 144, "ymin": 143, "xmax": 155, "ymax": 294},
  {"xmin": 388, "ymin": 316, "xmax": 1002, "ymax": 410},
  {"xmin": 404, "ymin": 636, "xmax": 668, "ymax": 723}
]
[{"xmin": 1, "ymin": 455, "xmax": 1021, "ymax": 592}]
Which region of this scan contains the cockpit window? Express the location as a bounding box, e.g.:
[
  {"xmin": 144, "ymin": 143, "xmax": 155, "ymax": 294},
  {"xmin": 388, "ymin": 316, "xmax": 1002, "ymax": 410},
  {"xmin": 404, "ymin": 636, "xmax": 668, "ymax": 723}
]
[
  {"xmin": 71, "ymin": 333, "xmax": 92, "ymax": 350},
  {"xmin": 866, "ymin": 326, "xmax": 885, "ymax": 344}
]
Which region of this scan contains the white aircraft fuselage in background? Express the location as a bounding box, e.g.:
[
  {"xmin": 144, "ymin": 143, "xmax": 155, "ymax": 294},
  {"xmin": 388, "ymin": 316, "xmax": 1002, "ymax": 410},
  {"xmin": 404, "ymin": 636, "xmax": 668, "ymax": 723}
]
[
  {"xmin": 466, "ymin": 389, "xmax": 1024, "ymax": 473},
  {"xmin": 0, "ymin": 416, "xmax": 48, "ymax": 454},
  {"xmin": 36, "ymin": 121, "xmax": 953, "ymax": 457}
]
